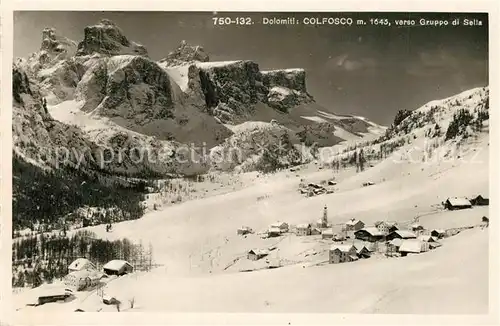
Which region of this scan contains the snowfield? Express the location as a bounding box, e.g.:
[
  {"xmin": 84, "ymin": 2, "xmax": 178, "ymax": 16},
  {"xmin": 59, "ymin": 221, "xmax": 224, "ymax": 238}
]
[{"xmin": 14, "ymin": 129, "xmax": 490, "ymax": 316}]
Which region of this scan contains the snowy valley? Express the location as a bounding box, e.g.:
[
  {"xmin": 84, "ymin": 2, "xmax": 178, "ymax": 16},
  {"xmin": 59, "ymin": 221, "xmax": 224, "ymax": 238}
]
[{"xmin": 11, "ymin": 18, "xmax": 490, "ymax": 317}]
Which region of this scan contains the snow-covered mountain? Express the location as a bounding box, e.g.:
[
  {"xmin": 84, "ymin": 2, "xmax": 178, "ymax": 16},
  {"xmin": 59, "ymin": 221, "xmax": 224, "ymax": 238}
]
[{"xmin": 14, "ymin": 19, "xmax": 386, "ymax": 176}]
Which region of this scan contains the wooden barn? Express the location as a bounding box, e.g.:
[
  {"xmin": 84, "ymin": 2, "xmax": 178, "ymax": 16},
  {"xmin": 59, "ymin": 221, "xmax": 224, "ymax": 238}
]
[
  {"xmin": 385, "ymin": 230, "xmax": 417, "ymax": 241},
  {"xmin": 443, "ymin": 197, "xmax": 472, "ymax": 210},
  {"xmin": 237, "ymin": 226, "xmax": 253, "ymax": 235},
  {"xmin": 353, "ymin": 243, "xmax": 371, "ymax": 258},
  {"xmin": 399, "ymin": 239, "xmax": 430, "ymax": 256},
  {"xmin": 354, "ymin": 227, "xmax": 384, "ymax": 242},
  {"xmin": 431, "ymin": 229, "xmax": 446, "ymax": 239},
  {"xmin": 247, "ymin": 249, "xmax": 269, "ymax": 261},
  {"xmin": 471, "ymin": 195, "xmax": 489, "ymax": 206}
]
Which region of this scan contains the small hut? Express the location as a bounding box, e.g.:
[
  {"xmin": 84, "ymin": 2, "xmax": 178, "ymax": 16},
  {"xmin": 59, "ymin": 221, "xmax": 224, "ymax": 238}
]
[
  {"xmin": 103, "ymin": 260, "xmax": 133, "ymax": 276},
  {"xmin": 430, "ymin": 229, "xmax": 446, "ymax": 239},
  {"xmin": 247, "ymin": 249, "xmax": 269, "ymax": 261},
  {"xmin": 237, "ymin": 226, "xmax": 253, "ymax": 235}
]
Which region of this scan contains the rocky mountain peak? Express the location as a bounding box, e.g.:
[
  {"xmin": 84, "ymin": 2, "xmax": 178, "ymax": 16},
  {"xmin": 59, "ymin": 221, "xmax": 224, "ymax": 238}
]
[
  {"xmin": 38, "ymin": 27, "xmax": 77, "ymax": 62},
  {"xmin": 161, "ymin": 40, "xmax": 210, "ymax": 66},
  {"xmin": 76, "ymin": 19, "xmax": 148, "ymax": 57}
]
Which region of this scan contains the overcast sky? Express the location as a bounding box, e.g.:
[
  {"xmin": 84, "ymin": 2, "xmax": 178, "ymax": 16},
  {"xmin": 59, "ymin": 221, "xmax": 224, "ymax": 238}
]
[{"xmin": 14, "ymin": 11, "xmax": 488, "ymax": 125}]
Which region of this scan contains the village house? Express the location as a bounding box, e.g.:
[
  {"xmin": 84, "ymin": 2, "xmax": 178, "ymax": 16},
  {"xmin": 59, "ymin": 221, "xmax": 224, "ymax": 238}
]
[
  {"xmin": 385, "ymin": 230, "xmax": 417, "ymax": 242},
  {"xmin": 310, "ymin": 227, "xmax": 322, "ymax": 236},
  {"xmin": 398, "ymin": 239, "xmax": 430, "ymax": 257},
  {"xmin": 410, "ymin": 223, "xmax": 425, "ymax": 232},
  {"xmin": 270, "ymin": 222, "xmax": 289, "ymax": 232},
  {"xmin": 333, "ymin": 233, "xmax": 346, "ymax": 242},
  {"xmin": 417, "ymin": 235, "xmax": 442, "ymax": 249},
  {"xmin": 345, "ymin": 218, "xmax": 365, "ymax": 232},
  {"xmin": 417, "ymin": 235, "xmax": 438, "ymax": 243},
  {"xmin": 470, "ymin": 195, "xmax": 489, "ymax": 206},
  {"xmin": 64, "ymin": 269, "xmax": 104, "ymax": 291},
  {"xmin": 267, "ymin": 226, "xmax": 283, "ymax": 237},
  {"xmin": 237, "ymin": 226, "xmax": 253, "ymax": 235},
  {"xmin": 68, "ymin": 258, "xmax": 97, "ymax": 273},
  {"xmin": 321, "ymin": 229, "xmax": 334, "ymax": 239},
  {"xmin": 247, "ymin": 249, "xmax": 269, "ymax": 261},
  {"xmin": 354, "ymin": 227, "xmax": 384, "ymax": 242},
  {"xmin": 443, "ymin": 197, "xmax": 472, "ymax": 210},
  {"xmin": 374, "ymin": 221, "xmax": 398, "ymax": 234},
  {"xmin": 329, "ymin": 244, "xmax": 358, "ymax": 264},
  {"xmin": 103, "ymin": 260, "xmax": 133, "ymax": 276},
  {"xmin": 353, "ymin": 243, "xmax": 371, "ymax": 258},
  {"xmin": 386, "ymin": 238, "xmax": 404, "ymax": 256},
  {"xmin": 296, "ymin": 223, "xmax": 312, "ymax": 236}
]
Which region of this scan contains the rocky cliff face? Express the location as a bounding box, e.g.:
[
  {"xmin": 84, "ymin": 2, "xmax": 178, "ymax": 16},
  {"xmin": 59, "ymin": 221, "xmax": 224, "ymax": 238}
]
[
  {"xmin": 261, "ymin": 69, "xmax": 313, "ymax": 113},
  {"xmin": 13, "ymin": 64, "xmax": 209, "ymax": 177},
  {"xmin": 76, "ymin": 19, "xmax": 148, "ymax": 57}
]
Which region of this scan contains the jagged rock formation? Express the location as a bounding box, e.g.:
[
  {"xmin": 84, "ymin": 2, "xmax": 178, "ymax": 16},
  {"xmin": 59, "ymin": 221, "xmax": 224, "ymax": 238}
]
[
  {"xmin": 160, "ymin": 40, "xmax": 209, "ymax": 66},
  {"xmin": 76, "ymin": 19, "xmax": 148, "ymax": 57},
  {"xmin": 40, "ymin": 27, "xmax": 78, "ymax": 59}
]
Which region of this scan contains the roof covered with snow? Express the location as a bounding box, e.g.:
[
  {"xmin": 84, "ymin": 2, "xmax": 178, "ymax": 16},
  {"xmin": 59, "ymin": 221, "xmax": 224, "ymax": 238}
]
[
  {"xmin": 418, "ymin": 235, "xmax": 437, "ymax": 242},
  {"xmin": 270, "ymin": 222, "xmax": 288, "ymax": 228},
  {"xmin": 399, "ymin": 240, "xmax": 425, "ymax": 253},
  {"xmin": 103, "ymin": 260, "xmax": 132, "ymax": 271},
  {"xmin": 391, "ymin": 230, "xmax": 417, "ymax": 239},
  {"xmin": 330, "ymin": 244, "xmax": 355, "ymax": 252},
  {"xmin": 296, "ymin": 223, "xmax": 311, "ymax": 229},
  {"xmin": 68, "ymin": 258, "xmax": 95, "ymax": 271},
  {"xmin": 248, "ymin": 249, "xmax": 269, "ymax": 256},
  {"xmin": 446, "ymin": 197, "xmax": 472, "ymax": 207},
  {"xmin": 388, "ymin": 238, "xmax": 404, "ymax": 247},
  {"xmin": 356, "ymin": 227, "xmax": 383, "ymax": 237},
  {"xmin": 346, "ymin": 218, "xmax": 363, "ymax": 226}
]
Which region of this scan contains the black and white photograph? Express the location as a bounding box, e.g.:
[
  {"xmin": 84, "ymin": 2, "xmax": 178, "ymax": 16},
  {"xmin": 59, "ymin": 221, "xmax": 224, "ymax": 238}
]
[{"xmin": 5, "ymin": 7, "xmax": 497, "ymax": 319}]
